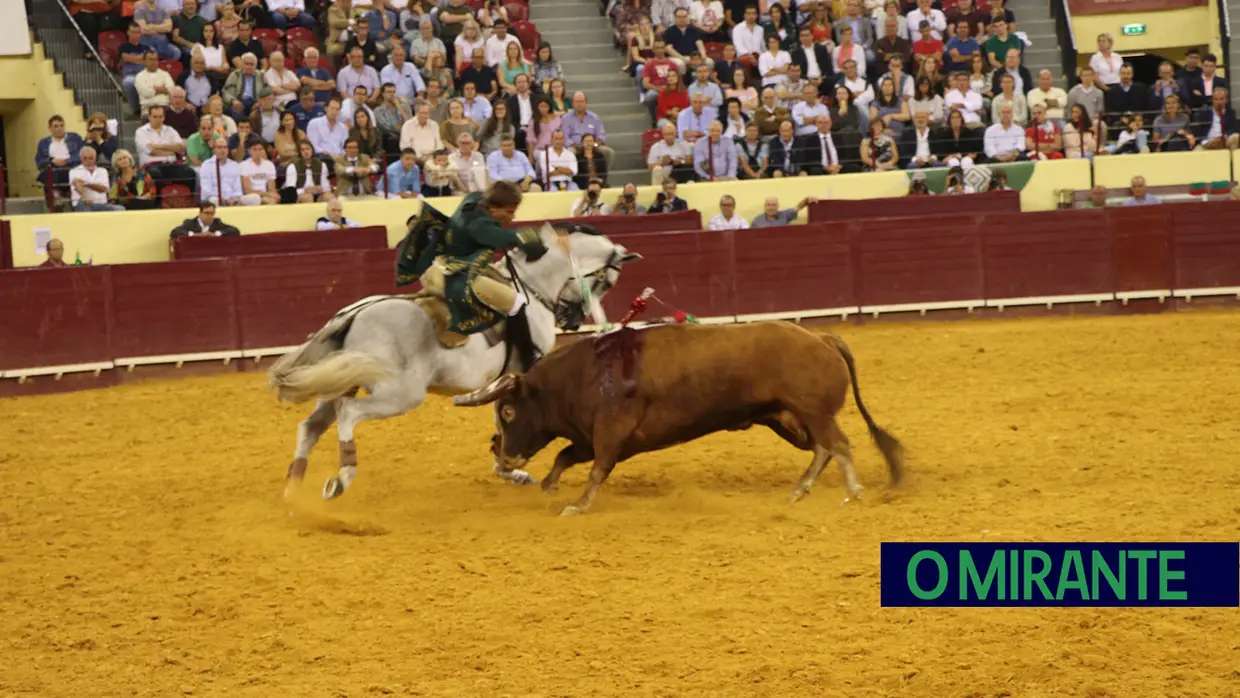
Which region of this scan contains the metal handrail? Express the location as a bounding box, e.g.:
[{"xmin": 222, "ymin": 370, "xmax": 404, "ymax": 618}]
[
  {"xmin": 1060, "ymin": 0, "xmax": 1077, "ymax": 52},
  {"xmin": 50, "ymin": 0, "xmax": 126, "ymax": 98}
]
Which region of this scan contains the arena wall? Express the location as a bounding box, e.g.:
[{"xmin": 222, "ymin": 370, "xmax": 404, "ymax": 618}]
[
  {"xmin": 1069, "ymin": 6, "xmax": 1219, "ymax": 59},
  {"xmin": 5, "ymin": 202, "xmax": 1240, "ymax": 394},
  {"xmin": 0, "ymin": 43, "xmax": 91, "ymax": 197}
]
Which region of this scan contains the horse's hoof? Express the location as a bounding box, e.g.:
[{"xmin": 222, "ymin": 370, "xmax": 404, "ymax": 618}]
[
  {"xmin": 560, "ymin": 504, "xmax": 583, "ymax": 517},
  {"xmin": 323, "ymin": 477, "xmax": 346, "ymax": 500},
  {"xmin": 509, "ymin": 469, "xmax": 537, "ymax": 486},
  {"xmin": 789, "ymin": 488, "xmax": 808, "ymax": 504},
  {"xmin": 283, "ymin": 479, "xmax": 300, "ymax": 501}
]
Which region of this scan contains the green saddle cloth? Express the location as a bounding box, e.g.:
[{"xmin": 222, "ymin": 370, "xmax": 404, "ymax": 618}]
[{"xmin": 442, "ymin": 270, "xmax": 505, "ymax": 335}]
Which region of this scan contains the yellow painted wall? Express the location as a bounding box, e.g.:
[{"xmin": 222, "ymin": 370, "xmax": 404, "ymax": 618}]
[
  {"xmin": 0, "ymin": 40, "xmax": 89, "ymax": 197},
  {"xmin": 1091, "ymin": 149, "xmax": 1231, "ymax": 188},
  {"xmin": 4, "ymin": 171, "xmax": 910, "ymax": 267},
  {"xmin": 1071, "ymin": 7, "xmax": 1217, "ymax": 73},
  {"xmin": 1020, "ymin": 158, "xmax": 1092, "ymax": 211}
]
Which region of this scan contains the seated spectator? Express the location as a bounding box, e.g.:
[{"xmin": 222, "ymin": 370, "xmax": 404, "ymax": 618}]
[
  {"xmin": 533, "ymin": 43, "xmax": 564, "ymax": 94},
  {"xmin": 860, "ymin": 120, "xmax": 898, "ymax": 170},
  {"xmin": 1066, "ymin": 66, "xmax": 1103, "ymax": 122},
  {"xmin": 910, "ymin": 76, "xmax": 944, "ymax": 126},
  {"xmin": 249, "ymin": 93, "xmax": 281, "ymax": 144},
  {"xmin": 759, "ymin": 34, "xmax": 792, "ymax": 90},
  {"xmin": 677, "ymin": 92, "xmax": 718, "ymax": 144},
  {"xmin": 901, "ymin": 110, "xmax": 938, "ymax": 168},
  {"xmin": 297, "ymin": 48, "xmax": 337, "ymax": 104},
  {"xmin": 230, "ymin": 0, "xmax": 269, "ymax": 29},
  {"xmin": 239, "ymin": 138, "xmax": 281, "ymax": 204},
  {"xmin": 985, "ymin": 0, "xmax": 1017, "ymax": 32},
  {"xmin": 657, "ymin": 70, "xmax": 691, "ymax": 128},
  {"xmin": 767, "ymin": 119, "xmax": 801, "ymax": 177},
  {"xmin": 164, "ymin": 87, "xmax": 200, "ymax": 138},
  {"xmin": 497, "ymin": 43, "xmax": 533, "ymax": 98},
  {"xmin": 693, "ymin": 121, "xmax": 738, "ymax": 181},
  {"xmin": 265, "ymin": 51, "xmax": 302, "ymax": 109},
  {"xmin": 1185, "ymin": 53, "xmax": 1227, "ymax": 109},
  {"xmin": 350, "ymin": 109, "xmax": 383, "ymax": 157},
  {"xmin": 838, "ymin": 60, "xmax": 875, "ymax": 113},
  {"xmin": 317, "ymin": 200, "xmax": 364, "ymax": 229},
  {"xmin": 366, "ymin": 2, "xmax": 401, "ymax": 60},
  {"xmin": 707, "ymin": 194, "xmax": 749, "ymax": 230},
  {"xmin": 1102, "ymin": 112, "xmax": 1148, "ymax": 155},
  {"xmin": 562, "ymin": 92, "xmax": 615, "ymax": 169},
  {"xmin": 1151, "ymin": 95, "xmax": 1195, "ymax": 152},
  {"xmin": 381, "ymin": 45, "xmax": 427, "ymax": 102},
  {"xmin": 689, "ymin": 0, "xmax": 726, "ymax": 42},
  {"xmin": 35, "ymin": 114, "xmax": 83, "ymax": 194},
  {"xmin": 170, "ymin": 202, "xmax": 241, "ymax": 237},
  {"xmin": 804, "ymin": 4, "xmax": 834, "ymax": 46},
  {"xmin": 1025, "ymin": 104, "xmax": 1063, "ymax": 160},
  {"xmin": 187, "ymin": 114, "xmax": 216, "ymax": 169},
  {"xmin": 375, "ymin": 83, "xmax": 416, "ymax": 150},
  {"xmin": 171, "ymin": 0, "xmax": 208, "ymax": 65},
  {"xmin": 869, "ymin": 77, "xmax": 909, "ymax": 138},
  {"xmin": 736, "ymin": 122, "xmax": 769, "ymax": 179},
  {"xmin": 339, "ymin": 48, "xmax": 383, "ymax": 105},
  {"xmin": 227, "ymin": 21, "xmax": 267, "ymax": 71},
  {"xmin": 765, "ymin": 4, "xmax": 795, "ymax": 48},
  {"xmin": 1123, "ymin": 175, "xmax": 1160, "ymax": 206},
  {"xmin": 911, "ymin": 19, "xmax": 944, "ymax": 72},
  {"xmin": 110, "ymin": 149, "xmax": 158, "ymax": 210},
  {"xmin": 82, "ymin": 112, "xmax": 117, "ymax": 167},
  {"xmin": 533, "ymin": 129, "xmax": 579, "ymax": 191},
  {"xmin": 983, "ymin": 102, "xmax": 1027, "ymax": 162},
  {"xmin": 571, "ymin": 177, "xmax": 610, "ymax": 216},
  {"xmin": 880, "ymin": 54, "xmax": 915, "ymax": 100},
  {"xmin": 546, "ymin": 77, "xmax": 570, "ymax": 114},
  {"xmin": 753, "ymin": 87, "xmax": 790, "ymax": 137},
  {"xmin": 308, "ymin": 98, "xmax": 351, "ymax": 161},
  {"xmin": 334, "ymin": 138, "xmax": 381, "ymax": 198},
  {"xmin": 136, "ymin": 106, "xmax": 194, "ymax": 190},
  {"xmin": 454, "ymin": 22, "xmax": 486, "ymax": 73},
  {"xmin": 832, "ymin": 26, "xmax": 866, "ymax": 80},
  {"xmin": 342, "ymin": 84, "xmax": 379, "ymax": 127},
  {"xmin": 1088, "ymin": 32, "xmax": 1122, "ymax": 87},
  {"xmin": 192, "ymin": 23, "xmax": 231, "ymax": 89},
  {"xmin": 200, "ymin": 137, "xmax": 258, "ymax": 205},
  {"xmin": 934, "ymin": 107, "xmax": 983, "ymax": 168},
  {"xmin": 288, "ymin": 88, "xmax": 325, "ymax": 132},
  {"xmin": 830, "ymin": 84, "xmax": 865, "ymax": 134},
  {"xmin": 719, "ymin": 98, "xmax": 749, "ymax": 139},
  {"xmin": 460, "ymin": 48, "xmax": 500, "ymax": 100},
  {"xmin": 991, "ymin": 73, "xmax": 1027, "ymax": 126},
  {"xmin": 422, "ymin": 149, "xmax": 462, "ymax": 196},
  {"xmin": 401, "ymin": 101, "xmax": 446, "ymax": 160},
  {"xmin": 712, "ymin": 43, "xmax": 743, "ymax": 90},
  {"xmin": 751, "ymin": 195, "xmax": 815, "ymax": 227},
  {"xmin": 182, "ymin": 55, "xmax": 216, "ymax": 109},
  {"xmin": 984, "ymin": 17, "xmax": 1020, "ymax": 70},
  {"xmin": 648, "ymin": 177, "xmax": 688, "ymax": 213},
  {"xmin": 906, "ymin": 0, "xmax": 945, "ymax": 43},
  {"xmin": 268, "ymin": 0, "xmax": 316, "ymax": 29},
  {"xmin": 803, "ymin": 113, "xmax": 862, "ymax": 173},
  {"xmin": 486, "ymin": 137, "xmax": 539, "ymax": 191},
  {"xmin": 136, "ymin": 50, "xmax": 176, "ymax": 117},
  {"xmin": 525, "ymin": 97, "xmax": 562, "ymax": 156},
  {"xmin": 134, "ymin": 0, "xmax": 181, "ymax": 60},
  {"xmin": 39, "ymin": 238, "xmax": 68, "ymax": 268},
  {"xmin": 792, "ymin": 83, "xmax": 830, "ymax": 136},
  {"xmin": 382, "ymin": 148, "xmax": 424, "ymax": 199},
  {"xmin": 574, "ymin": 133, "xmax": 608, "ymax": 189},
  {"xmin": 450, "ymin": 133, "xmax": 488, "ymax": 192},
  {"xmin": 407, "ymin": 17, "xmax": 446, "ymax": 70},
  {"xmin": 228, "ymin": 120, "xmax": 257, "ymax": 161},
  {"xmin": 505, "ymin": 74, "xmax": 538, "ymax": 142},
  {"xmin": 790, "ymin": 27, "xmax": 833, "ymax": 92},
  {"xmin": 990, "ymin": 48, "xmax": 1031, "ymax": 98},
  {"xmin": 1150, "ymin": 60, "xmax": 1183, "ymax": 113},
  {"xmin": 325, "ymin": 0, "xmax": 354, "ymax": 60},
  {"xmin": 273, "ymin": 110, "xmax": 307, "ymax": 166},
  {"xmin": 459, "ymin": 82, "xmax": 494, "ymax": 124},
  {"xmin": 215, "ymin": 0, "xmax": 242, "ymax": 44},
  {"xmin": 69, "ymin": 146, "xmax": 125, "ymax": 212},
  {"xmin": 1063, "ymin": 104, "xmax": 1098, "ymax": 159},
  {"xmin": 611, "ymin": 183, "xmax": 646, "ymax": 215},
  {"xmin": 284, "ymin": 139, "xmax": 336, "ymax": 203},
  {"xmin": 1026, "ymin": 69, "xmax": 1067, "ymax": 125},
  {"xmin": 1102, "ymin": 64, "xmax": 1149, "ymax": 127},
  {"xmin": 485, "ymin": 19, "xmax": 522, "ymax": 67},
  {"xmin": 942, "ymin": 17, "xmax": 978, "ymax": 73},
  {"xmin": 119, "ymin": 23, "xmax": 149, "ymax": 113},
  {"xmin": 221, "ymin": 52, "xmax": 271, "ymax": 121},
  {"xmin": 476, "ymin": 0, "xmax": 508, "ymax": 35},
  {"xmin": 422, "ymin": 53, "xmax": 456, "ymax": 100},
  {"xmin": 1194, "ymin": 88, "xmax": 1240, "ymax": 151},
  {"xmin": 729, "ymin": 69, "xmax": 762, "ymax": 114},
  {"xmin": 833, "ymin": 0, "xmax": 875, "ymax": 60},
  {"xmin": 945, "ymin": 71, "xmax": 984, "ymax": 126},
  {"xmin": 639, "ymin": 39, "xmax": 677, "ymax": 112},
  {"xmin": 663, "ymin": 8, "xmax": 712, "ymax": 75}
]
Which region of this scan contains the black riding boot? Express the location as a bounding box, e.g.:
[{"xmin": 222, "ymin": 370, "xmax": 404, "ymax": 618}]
[{"xmin": 506, "ymin": 308, "xmax": 539, "ymax": 372}]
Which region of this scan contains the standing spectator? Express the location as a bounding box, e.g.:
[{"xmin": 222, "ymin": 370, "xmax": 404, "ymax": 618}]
[
  {"xmin": 164, "ymin": 87, "xmax": 200, "ymax": 137},
  {"xmin": 1122, "ymin": 176, "xmax": 1160, "ymax": 206},
  {"xmin": 648, "ymin": 177, "xmax": 688, "ymax": 212},
  {"xmin": 265, "ymin": 51, "xmax": 302, "ymax": 108},
  {"xmin": 736, "ymin": 122, "xmax": 768, "ymax": 179},
  {"xmin": 460, "ymin": 48, "xmax": 500, "ymax": 100},
  {"xmin": 1025, "ymin": 104, "xmax": 1063, "ymax": 160},
  {"xmin": 758, "ymin": 34, "xmax": 792, "ymax": 90},
  {"xmin": 990, "ymin": 73, "xmax": 1027, "ymax": 126},
  {"xmin": 647, "ymin": 122, "xmax": 694, "ymax": 185},
  {"xmin": 35, "ymin": 115, "xmax": 84, "ymax": 195},
  {"xmin": 171, "ymin": 0, "xmax": 208, "ymax": 65},
  {"xmin": 334, "ymin": 138, "xmax": 380, "ymax": 197},
  {"xmin": 267, "ymin": 0, "xmax": 316, "ymax": 29},
  {"xmin": 1088, "ymin": 32, "xmax": 1122, "ymax": 87},
  {"xmin": 297, "ymin": 48, "xmax": 338, "ymax": 104},
  {"xmin": 1027, "ymin": 69, "xmax": 1067, "ymax": 124},
  {"xmin": 317, "ymin": 200, "xmax": 363, "ymax": 229},
  {"xmin": 284, "ymin": 140, "xmax": 335, "ymax": 203},
  {"xmin": 750, "ymin": 195, "xmax": 815, "ymax": 227},
  {"xmin": 288, "ymin": 88, "xmax": 326, "ymax": 132},
  {"xmin": 170, "ymin": 202, "xmax": 242, "ymax": 237},
  {"xmin": 136, "ymin": 50, "xmax": 176, "ymax": 117},
  {"xmin": 486, "ymin": 137, "xmax": 539, "ymax": 191},
  {"xmin": 534, "ymin": 130, "xmax": 579, "ymax": 191},
  {"xmin": 69, "ymin": 147, "xmax": 125, "ymax": 212},
  {"xmin": 901, "ymin": 110, "xmax": 938, "ymax": 168},
  {"xmin": 134, "ymin": 0, "xmax": 181, "ymax": 60},
  {"xmin": 663, "ymin": 8, "xmax": 712, "ymax": 75},
  {"xmin": 1194, "ymin": 88, "xmax": 1240, "ymax": 150},
  {"xmin": 791, "ymin": 26, "xmax": 834, "ymax": 90},
  {"xmin": 791, "ymin": 83, "xmax": 828, "ymax": 136},
  {"xmin": 422, "ymin": 149, "xmax": 462, "ymax": 196},
  {"xmin": 570, "ymin": 178, "xmax": 610, "ymax": 217},
  {"xmin": 222, "ymin": 52, "xmax": 271, "ymax": 120},
  {"xmin": 240, "ymin": 139, "xmax": 281, "ymax": 204},
  {"xmin": 1184, "ymin": 53, "xmax": 1227, "ymax": 109},
  {"xmin": 1151, "ymin": 95, "xmax": 1194, "ymax": 152},
  {"xmin": 983, "ymin": 102, "xmax": 1026, "ymax": 162},
  {"xmin": 200, "ymin": 137, "xmax": 257, "ymax": 205},
  {"xmin": 676, "ymin": 92, "xmax": 717, "ymax": 143},
  {"xmin": 753, "ymin": 86, "xmax": 789, "ymax": 137},
  {"xmin": 339, "ymin": 47, "xmax": 383, "ymax": 105},
  {"xmin": 688, "ymin": 63, "xmax": 724, "ymax": 109},
  {"xmin": 400, "ymin": 101, "xmax": 446, "ymax": 159},
  {"xmin": 119, "ymin": 23, "xmax": 149, "ymax": 113},
  {"xmin": 906, "ymin": 0, "xmax": 945, "ymax": 43},
  {"xmin": 561, "ymin": 92, "xmax": 615, "ymax": 171},
  {"xmin": 943, "ymin": 19, "xmax": 977, "ymax": 73},
  {"xmin": 381, "ymin": 45, "xmax": 427, "ymax": 101},
  {"xmin": 384, "ymin": 148, "xmax": 424, "ymax": 198},
  {"xmin": 1066, "ymin": 66, "xmax": 1104, "ymax": 121},
  {"xmin": 707, "ymin": 194, "xmax": 749, "ymax": 230},
  {"xmin": 1103, "ymin": 64, "xmax": 1150, "ymax": 126},
  {"xmin": 227, "ymin": 21, "xmax": 267, "ymax": 70},
  {"xmin": 307, "ymin": 98, "xmax": 351, "ymax": 160},
  {"xmin": 450, "ymin": 132, "xmax": 488, "ymax": 192},
  {"xmin": 693, "ymin": 120, "xmax": 738, "ymax": 181},
  {"xmin": 983, "ymin": 17, "xmax": 1020, "ymax": 70}
]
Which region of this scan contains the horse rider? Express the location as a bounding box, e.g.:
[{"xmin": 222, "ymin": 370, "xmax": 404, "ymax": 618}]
[{"xmin": 417, "ymin": 180, "xmax": 549, "ymax": 370}]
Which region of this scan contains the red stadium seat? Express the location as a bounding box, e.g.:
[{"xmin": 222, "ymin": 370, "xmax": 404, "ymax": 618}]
[
  {"xmin": 159, "ymin": 184, "xmax": 194, "ymax": 209},
  {"xmin": 467, "ymin": 0, "xmax": 486, "ymax": 10},
  {"xmin": 511, "ymin": 21, "xmax": 540, "ymax": 51},
  {"xmin": 703, "ymin": 42, "xmax": 727, "ymax": 61},
  {"xmin": 503, "ymin": 3, "xmax": 528, "ymax": 22},
  {"xmin": 159, "ymin": 59, "xmax": 184, "ymax": 82},
  {"xmin": 641, "ymin": 128, "xmax": 661, "ymax": 160},
  {"xmin": 252, "ymin": 28, "xmax": 284, "ymax": 59},
  {"xmin": 285, "ymin": 27, "xmax": 318, "ymax": 66},
  {"xmin": 523, "ymin": 48, "xmax": 536, "ymax": 63},
  {"xmin": 97, "ymin": 30, "xmax": 125, "ymax": 71}
]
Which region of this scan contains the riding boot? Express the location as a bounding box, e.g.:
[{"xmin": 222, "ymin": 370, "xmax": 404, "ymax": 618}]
[{"xmin": 505, "ymin": 308, "xmax": 539, "ymax": 372}]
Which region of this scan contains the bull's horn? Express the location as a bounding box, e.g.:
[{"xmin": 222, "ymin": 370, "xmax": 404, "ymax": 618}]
[{"xmin": 452, "ymin": 373, "xmax": 519, "ymax": 407}]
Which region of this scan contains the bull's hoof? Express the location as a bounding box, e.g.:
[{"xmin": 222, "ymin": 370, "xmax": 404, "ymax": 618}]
[
  {"xmin": 541, "ymin": 480, "xmax": 559, "ymax": 495},
  {"xmin": 560, "ymin": 504, "xmax": 583, "ymax": 517},
  {"xmin": 323, "ymin": 476, "xmax": 346, "ymax": 501},
  {"xmin": 506, "ymin": 469, "xmax": 537, "ymax": 486}
]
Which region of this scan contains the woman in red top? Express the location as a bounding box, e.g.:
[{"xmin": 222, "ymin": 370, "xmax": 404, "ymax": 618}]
[
  {"xmin": 656, "ymin": 70, "xmax": 690, "ymax": 126},
  {"xmin": 807, "ymin": 6, "xmax": 834, "ymax": 46}
]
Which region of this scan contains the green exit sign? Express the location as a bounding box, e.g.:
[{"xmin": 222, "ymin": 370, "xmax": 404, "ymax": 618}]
[{"xmin": 1122, "ymin": 23, "xmax": 1146, "ymax": 36}]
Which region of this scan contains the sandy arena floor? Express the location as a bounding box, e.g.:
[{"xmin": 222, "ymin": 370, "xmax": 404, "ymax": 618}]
[{"xmin": 3, "ymin": 311, "xmax": 1240, "ymax": 698}]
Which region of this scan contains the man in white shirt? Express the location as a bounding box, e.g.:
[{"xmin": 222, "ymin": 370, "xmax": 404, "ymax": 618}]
[
  {"xmin": 200, "ymin": 138, "xmax": 261, "ymax": 206},
  {"xmin": 135, "ymin": 50, "xmax": 175, "ymax": 117},
  {"xmin": 903, "ymin": 111, "xmax": 939, "ymax": 168},
  {"xmin": 944, "ymin": 71, "xmax": 984, "ymax": 125},
  {"xmin": 69, "ymin": 147, "xmax": 124, "ymax": 212},
  {"xmin": 135, "ymin": 105, "xmax": 193, "ymax": 191},
  {"xmin": 983, "ymin": 102, "xmax": 1028, "ymax": 162},
  {"xmin": 316, "ymin": 200, "xmax": 363, "ymax": 229},
  {"xmin": 731, "ymin": 6, "xmax": 765, "ymax": 59},
  {"xmin": 239, "ymin": 140, "xmax": 280, "ymax": 204},
  {"xmin": 906, "ymin": 0, "xmax": 946, "ymax": 42},
  {"xmin": 307, "ymin": 98, "xmax": 350, "ymax": 160},
  {"xmin": 535, "ymin": 129, "xmax": 579, "ymax": 191},
  {"xmin": 264, "ymin": 51, "xmax": 302, "ymax": 108},
  {"xmin": 646, "ymin": 122, "xmax": 693, "ymax": 185},
  {"xmin": 379, "ymin": 45, "xmax": 427, "ymax": 101},
  {"xmin": 399, "ymin": 101, "xmax": 444, "ymax": 160},
  {"xmin": 484, "ymin": 20, "xmax": 522, "ymax": 67},
  {"xmin": 791, "ymin": 83, "xmax": 829, "ymax": 137},
  {"xmin": 1026, "ymin": 68, "xmax": 1068, "ymax": 124},
  {"xmin": 707, "ymin": 194, "xmax": 749, "ymax": 230},
  {"xmin": 449, "ymin": 132, "xmax": 488, "ymax": 192},
  {"xmin": 571, "ymin": 178, "xmax": 611, "ymax": 217},
  {"xmin": 840, "ymin": 60, "xmax": 874, "ymax": 110},
  {"xmin": 341, "ymin": 85, "xmax": 378, "ymax": 128}
]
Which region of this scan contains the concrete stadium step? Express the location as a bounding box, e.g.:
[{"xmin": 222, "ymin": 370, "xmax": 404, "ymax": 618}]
[
  {"xmin": 529, "ymin": 1, "xmax": 603, "ymax": 20},
  {"xmin": 1024, "ymin": 48, "xmax": 1063, "ymax": 70},
  {"xmin": 601, "ymin": 111, "xmax": 655, "ymax": 132},
  {"xmin": 1020, "ymin": 18, "xmax": 1057, "ymax": 34},
  {"xmin": 607, "ymin": 168, "xmax": 650, "ymax": 186},
  {"xmin": 527, "ymin": 16, "xmax": 613, "ymax": 33},
  {"xmin": 563, "ymin": 72, "xmax": 634, "ymax": 90},
  {"xmin": 583, "ymin": 85, "xmax": 643, "ymax": 104},
  {"xmin": 554, "ymin": 42, "xmax": 627, "ymax": 62}
]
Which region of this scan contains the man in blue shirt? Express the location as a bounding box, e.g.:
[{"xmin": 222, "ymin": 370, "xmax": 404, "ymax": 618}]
[
  {"xmin": 1122, "ymin": 176, "xmax": 1162, "ymax": 206},
  {"xmin": 288, "ymin": 88, "xmax": 325, "ymax": 132},
  {"xmin": 385, "ymin": 149, "xmax": 423, "ymax": 198},
  {"xmin": 943, "ymin": 20, "xmax": 978, "ymax": 73},
  {"xmin": 662, "ymin": 8, "xmax": 713, "ymax": 74},
  {"xmin": 119, "ymin": 23, "xmax": 150, "ymax": 114},
  {"xmin": 296, "ymin": 48, "xmax": 337, "ymax": 103}
]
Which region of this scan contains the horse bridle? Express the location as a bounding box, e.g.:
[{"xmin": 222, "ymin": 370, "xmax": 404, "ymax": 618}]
[{"xmin": 501, "ymin": 246, "xmax": 624, "ymax": 322}]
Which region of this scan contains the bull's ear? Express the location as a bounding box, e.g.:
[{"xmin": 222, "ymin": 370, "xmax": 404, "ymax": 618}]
[{"xmin": 453, "ymin": 373, "xmax": 521, "ymax": 407}]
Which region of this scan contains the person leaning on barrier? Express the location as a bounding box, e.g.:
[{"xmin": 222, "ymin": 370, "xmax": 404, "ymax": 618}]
[
  {"xmin": 317, "ymin": 199, "xmax": 363, "ymax": 230},
  {"xmin": 170, "ymin": 201, "xmax": 241, "ymax": 238},
  {"xmin": 750, "ymin": 195, "xmax": 817, "ymax": 228},
  {"xmin": 571, "ymin": 178, "xmax": 611, "ymax": 217},
  {"xmin": 612, "ymin": 183, "xmax": 646, "ymax": 215}
]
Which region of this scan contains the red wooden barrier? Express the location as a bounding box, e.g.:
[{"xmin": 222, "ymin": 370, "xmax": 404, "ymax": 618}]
[
  {"xmin": 233, "ymin": 251, "xmax": 365, "ymax": 351},
  {"xmin": 518, "ymin": 210, "xmax": 703, "ymax": 236},
  {"xmin": 732, "ymin": 223, "xmax": 857, "ymax": 317},
  {"xmin": 1169, "ymin": 202, "xmax": 1240, "ymax": 292},
  {"xmin": 808, "ymin": 190, "xmax": 1021, "ymax": 224},
  {"xmin": 849, "ymin": 214, "xmax": 986, "ymax": 310},
  {"xmin": 1109, "ymin": 205, "xmax": 1174, "ymax": 299},
  {"xmin": 110, "ymin": 259, "xmax": 240, "ymax": 361},
  {"xmin": 983, "ymin": 209, "xmax": 1112, "ymax": 304},
  {"xmin": 0, "ymin": 266, "xmax": 113, "ymax": 373},
  {"xmin": 172, "ymin": 226, "xmax": 390, "ymax": 260},
  {"xmin": 600, "ymin": 230, "xmax": 737, "ymax": 321},
  {"xmin": 0, "ymin": 220, "xmax": 12, "ymax": 271}
]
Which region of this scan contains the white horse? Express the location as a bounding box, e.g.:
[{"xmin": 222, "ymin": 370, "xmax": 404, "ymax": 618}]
[{"xmin": 268, "ymin": 226, "xmax": 640, "ymax": 500}]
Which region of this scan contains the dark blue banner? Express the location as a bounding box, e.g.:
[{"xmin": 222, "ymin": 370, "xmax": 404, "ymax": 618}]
[{"xmin": 881, "ymin": 543, "xmax": 1239, "ymax": 607}]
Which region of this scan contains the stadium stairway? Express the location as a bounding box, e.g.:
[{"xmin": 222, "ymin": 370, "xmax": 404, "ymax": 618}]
[
  {"xmin": 1003, "ymin": 0, "xmax": 1064, "ymax": 86},
  {"xmin": 530, "ymin": 0, "xmax": 651, "ymax": 186}
]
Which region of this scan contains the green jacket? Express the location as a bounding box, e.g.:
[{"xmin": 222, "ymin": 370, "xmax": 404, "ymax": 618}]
[{"xmin": 441, "ymin": 192, "xmax": 545, "ymax": 276}]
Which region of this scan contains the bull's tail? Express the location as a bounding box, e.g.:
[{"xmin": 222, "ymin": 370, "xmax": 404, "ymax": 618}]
[{"xmin": 830, "ymin": 336, "xmax": 905, "ymax": 485}]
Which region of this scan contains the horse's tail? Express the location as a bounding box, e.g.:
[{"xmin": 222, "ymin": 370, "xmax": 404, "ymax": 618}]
[
  {"xmin": 824, "ymin": 334, "xmax": 905, "ymax": 486},
  {"xmin": 269, "ymin": 350, "xmax": 390, "ymax": 404}
]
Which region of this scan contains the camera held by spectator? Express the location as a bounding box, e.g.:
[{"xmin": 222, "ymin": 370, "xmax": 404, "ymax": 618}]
[
  {"xmin": 908, "ymin": 173, "xmax": 929, "ymax": 195},
  {"xmin": 571, "ymin": 177, "xmax": 611, "ymax": 217},
  {"xmin": 612, "ymin": 183, "xmax": 646, "ymax": 215}
]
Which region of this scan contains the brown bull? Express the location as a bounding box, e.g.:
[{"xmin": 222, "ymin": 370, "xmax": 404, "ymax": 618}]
[{"xmin": 453, "ymin": 321, "xmax": 905, "ymax": 516}]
